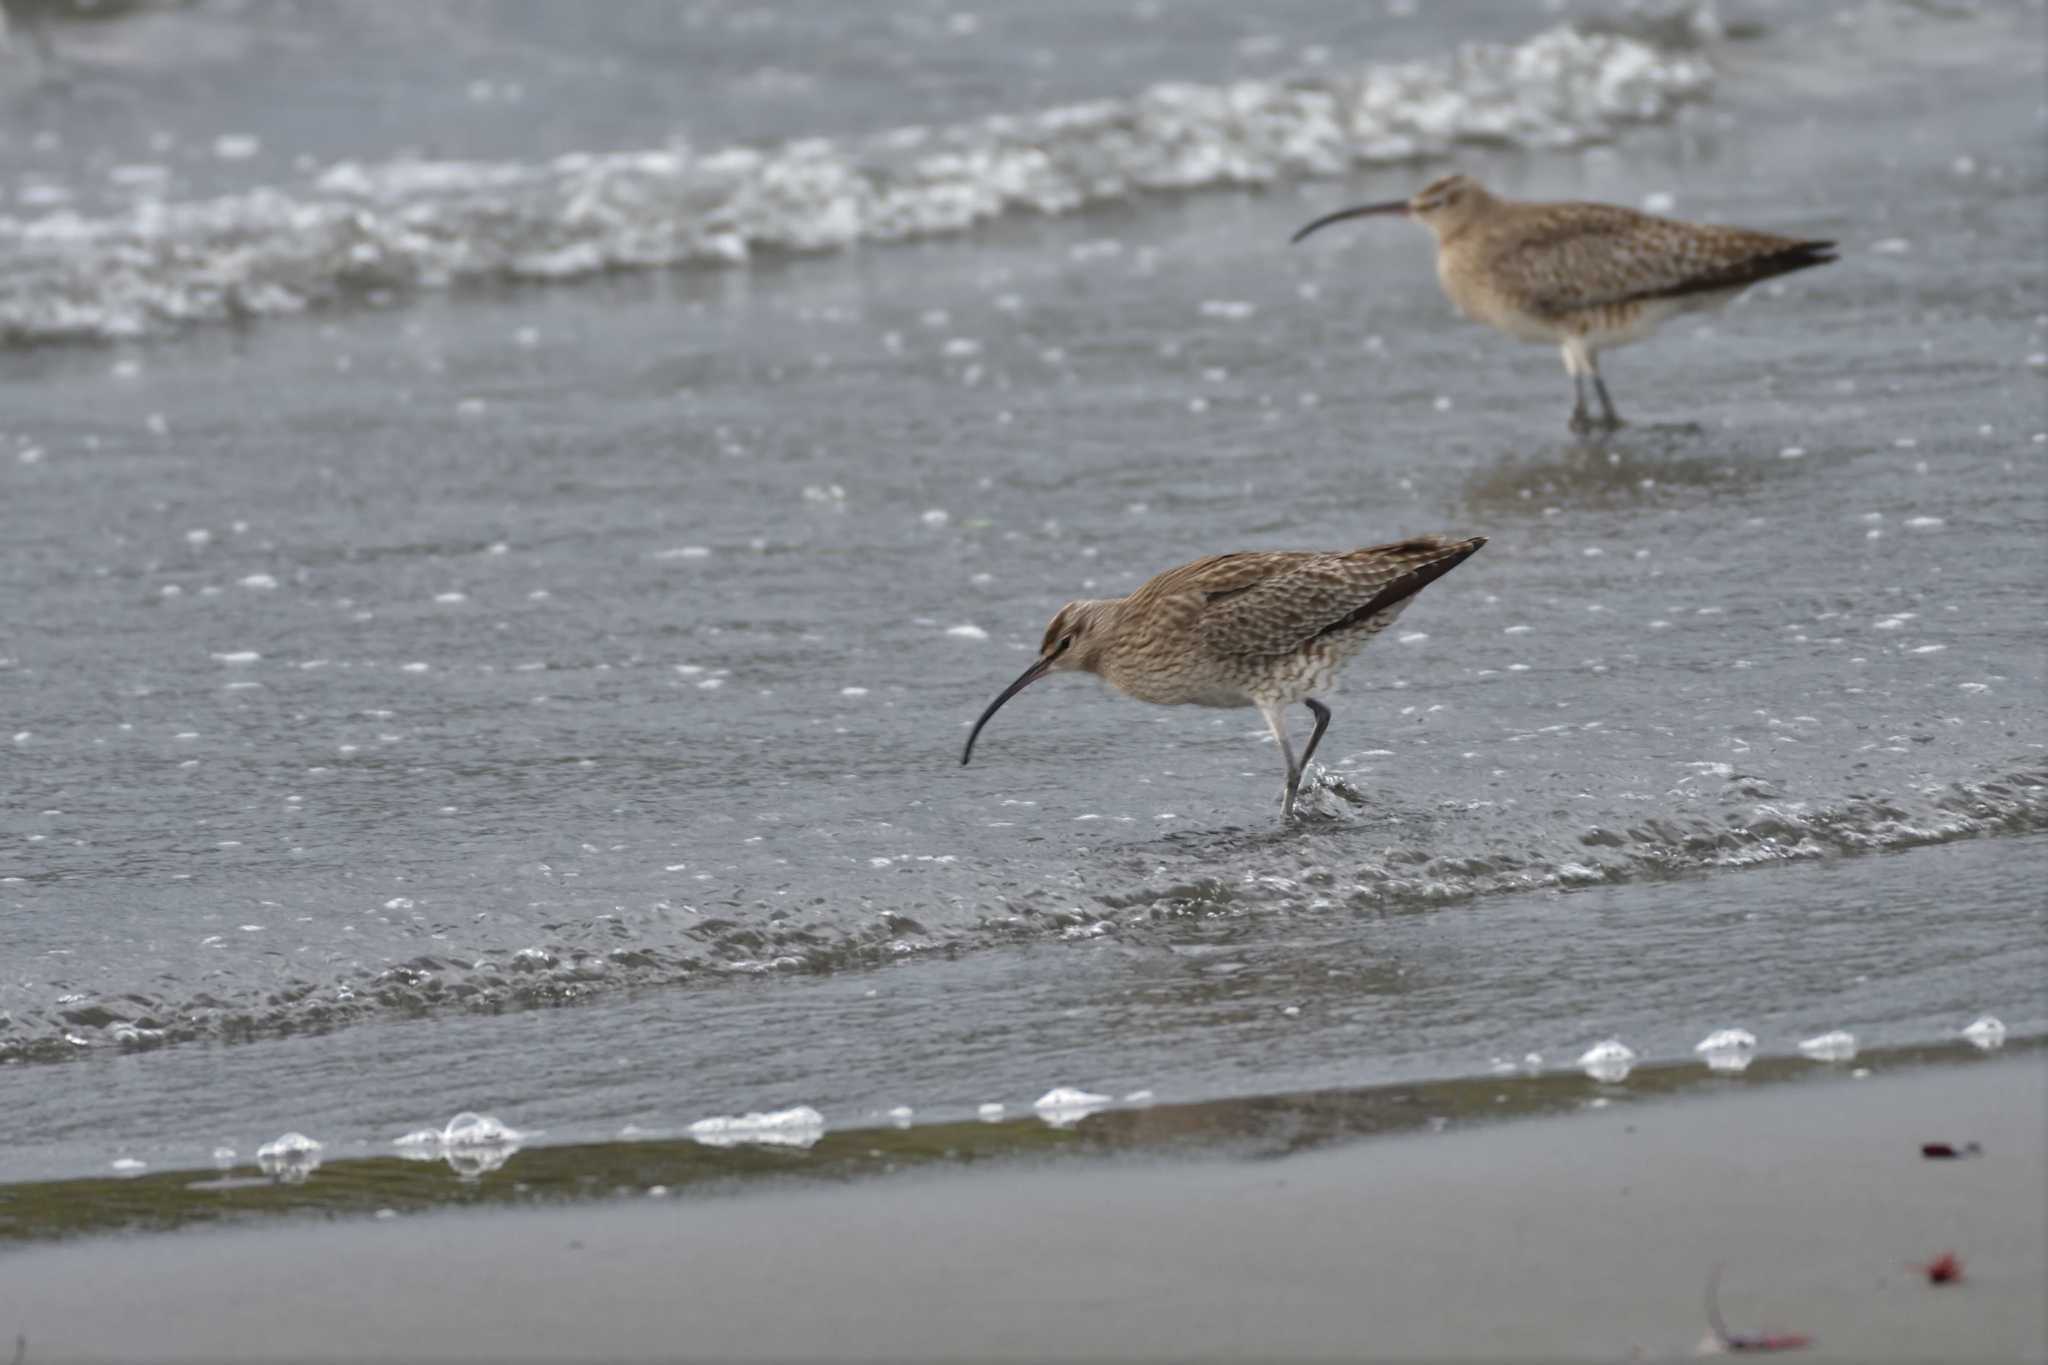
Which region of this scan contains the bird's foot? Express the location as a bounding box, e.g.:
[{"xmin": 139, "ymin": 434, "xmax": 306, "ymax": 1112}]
[
  {"xmin": 1315, "ymin": 772, "xmax": 1368, "ymax": 808},
  {"xmin": 1567, "ymin": 407, "xmax": 1593, "ymax": 435},
  {"xmin": 1281, "ymin": 767, "xmax": 1361, "ymax": 822}
]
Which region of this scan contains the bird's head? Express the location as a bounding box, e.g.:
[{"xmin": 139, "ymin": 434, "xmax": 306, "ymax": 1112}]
[
  {"xmin": 960, "ymin": 600, "xmax": 1111, "ymax": 765},
  {"xmin": 1290, "ymin": 173, "xmax": 1494, "ymax": 244}
]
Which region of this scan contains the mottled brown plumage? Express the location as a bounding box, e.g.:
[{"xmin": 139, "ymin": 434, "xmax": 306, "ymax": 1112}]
[
  {"xmin": 1293, "ymin": 174, "xmax": 1836, "ymax": 431},
  {"xmin": 962, "ymin": 534, "xmax": 1485, "ymax": 818}
]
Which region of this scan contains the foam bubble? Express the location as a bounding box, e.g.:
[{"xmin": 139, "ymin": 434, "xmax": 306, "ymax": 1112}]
[
  {"xmin": 1694, "ymin": 1027, "xmax": 1756, "ymax": 1072},
  {"xmin": 1577, "ymin": 1038, "xmax": 1635, "ymax": 1082},
  {"xmin": 1960, "ymin": 1015, "xmax": 2006, "ymax": 1050},
  {"xmin": 255, "ymin": 1131, "xmax": 324, "ymax": 1182},
  {"xmin": 1694, "ymin": 1027, "xmax": 1756, "ymax": 1052},
  {"xmin": 393, "ymin": 1111, "xmax": 527, "ymax": 1175},
  {"xmin": 395, "ymin": 1110, "xmax": 525, "ymax": 1149},
  {"xmin": 1033, "ymin": 1085, "xmax": 1111, "ymax": 1127},
  {"xmin": 1797, "ymin": 1030, "xmax": 1857, "ymax": 1063},
  {"xmin": 686, "ymin": 1105, "xmax": 826, "ymax": 1149}
]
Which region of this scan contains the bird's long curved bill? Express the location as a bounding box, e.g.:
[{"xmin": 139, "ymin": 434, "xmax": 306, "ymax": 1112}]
[
  {"xmin": 1290, "ymin": 199, "xmax": 1409, "ymax": 244},
  {"xmin": 960, "ymin": 655, "xmax": 1054, "ymax": 766}
]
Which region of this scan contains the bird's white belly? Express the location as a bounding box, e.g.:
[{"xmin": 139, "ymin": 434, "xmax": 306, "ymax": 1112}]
[
  {"xmin": 1178, "ymin": 681, "xmax": 1258, "ymax": 709},
  {"xmin": 1578, "ymin": 295, "xmax": 1699, "ymax": 350},
  {"xmin": 1243, "ymin": 607, "xmax": 1407, "ymax": 706},
  {"xmin": 1113, "ymin": 669, "xmax": 1254, "ymax": 709},
  {"xmin": 1496, "ymin": 309, "xmax": 1564, "ymax": 344}
]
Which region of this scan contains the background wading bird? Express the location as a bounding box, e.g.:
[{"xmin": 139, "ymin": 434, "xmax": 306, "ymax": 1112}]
[
  {"xmin": 1292, "ymin": 174, "xmax": 1836, "ymax": 433},
  {"xmin": 961, "ymin": 534, "xmax": 1485, "ymax": 819}
]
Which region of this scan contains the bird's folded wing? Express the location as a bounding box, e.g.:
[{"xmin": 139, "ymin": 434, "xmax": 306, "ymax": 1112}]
[
  {"xmin": 1197, "ymin": 556, "xmax": 1413, "ymax": 659},
  {"xmin": 1498, "ymin": 207, "xmax": 1830, "ymax": 317}
]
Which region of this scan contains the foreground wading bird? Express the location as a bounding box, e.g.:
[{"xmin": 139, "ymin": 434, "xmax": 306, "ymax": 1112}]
[
  {"xmin": 961, "ymin": 535, "xmax": 1485, "ymax": 818},
  {"xmin": 1291, "ymin": 174, "xmax": 1836, "ymax": 432}
]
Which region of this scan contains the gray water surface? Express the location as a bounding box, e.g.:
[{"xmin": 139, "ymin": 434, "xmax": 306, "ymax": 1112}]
[{"xmin": 1, "ymin": 0, "xmax": 2043, "ymax": 1185}]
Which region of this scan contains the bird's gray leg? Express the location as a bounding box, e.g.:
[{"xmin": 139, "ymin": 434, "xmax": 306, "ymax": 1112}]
[
  {"xmin": 1562, "ymin": 341, "xmax": 1592, "ymax": 433},
  {"xmin": 1260, "ymin": 703, "xmax": 1302, "ymax": 819},
  {"xmin": 1591, "ymin": 359, "xmax": 1623, "ymax": 429},
  {"xmin": 1298, "ymin": 698, "xmax": 1333, "ymax": 775}
]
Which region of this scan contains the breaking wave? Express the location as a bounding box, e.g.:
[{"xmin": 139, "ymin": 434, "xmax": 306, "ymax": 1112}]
[
  {"xmin": 2, "ymin": 760, "xmax": 2040, "ymax": 1067},
  {"xmin": 0, "ymin": 21, "xmax": 1712, "ymax": 345}
]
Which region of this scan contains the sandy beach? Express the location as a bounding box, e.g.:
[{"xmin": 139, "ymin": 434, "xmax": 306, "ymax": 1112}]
[{"xmin": 3, "ymin": 1054, "xmax": 2040, "ymax": 1362}]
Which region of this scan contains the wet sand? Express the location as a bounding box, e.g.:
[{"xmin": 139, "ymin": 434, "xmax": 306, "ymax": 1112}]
[{"xmin": 4, "ymin": 1055, "xmax": 2040, "ymax": 1363}]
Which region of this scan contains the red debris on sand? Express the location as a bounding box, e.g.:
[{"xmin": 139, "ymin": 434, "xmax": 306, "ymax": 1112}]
[
  {"xmin": 1705, "ymin": 1264, "xmax": 1812, "ymax": 1353},
  {"xmin": 1912, "ymin": 1251, "xmax": 1964, "ymax": 1284},
  {"xmin": 1724, "ymin": 1330, "xmax": 1814, "ymax": 1353},
  {"xmin": 1920, "ymin": 1141, "xmax": 1983, "ymax": 1159}
]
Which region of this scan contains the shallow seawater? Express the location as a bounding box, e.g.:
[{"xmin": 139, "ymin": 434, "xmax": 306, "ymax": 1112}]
[{"xmin": 0, "ymin": 0, "xmax": 2044, "ymax": 1195}]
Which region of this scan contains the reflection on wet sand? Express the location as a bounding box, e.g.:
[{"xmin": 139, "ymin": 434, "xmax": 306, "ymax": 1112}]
[{"xmin": 1461, "ymin": 426, "xmax": 1771, "ymax": 513}]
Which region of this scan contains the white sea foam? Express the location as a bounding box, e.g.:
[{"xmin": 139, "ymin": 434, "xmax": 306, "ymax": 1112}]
[
  {"xmin": 255, "ymin": 1131, "xmax": 324, "ymax": 1182},
  {"xmin": 1577, "ymin": 1038, "xmax": 1636, "ymax": 1082},
  {"xmin": 1694, "ymin": 1027, "xmax": 1756, "ymax": 1053},
  {"xmin": 393, "ymin": 1111, "xmax": 528, "ymax": 1175},
  {"xmin": 393, "ymin": 1110, "xmax": 526, "ymax": 1150},
  {"xmin": 255, "ymin": 1131, "xmax": 322, "ymax": 1158},
  {"xmin": 1960, "ymin": 1015, "xmax": 2006, "ymax": 1050},
  {"xmin": 0, "ymin": 22, "xmax": 1710, "ymax": 344},
  {"xmin": 686, "ymin": 1104, "xmax": 826, "ymax": 1148},
  {"xmin": 1694, "ymin": 1027, "xmax": 1756, "ymax": 1072},
  {"xmin": 1797, "ymin": 1029, "xmax": 1857, "ymax": 1062},
  {"xmin": 1034, "ymin": 1085, "xmax": 1112, "ymax": 1127}
]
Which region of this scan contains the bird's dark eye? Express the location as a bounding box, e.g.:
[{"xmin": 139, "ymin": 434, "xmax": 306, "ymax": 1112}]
[{"xmin": 1057, "ymin": 634, "xmax": 1074, "ymax": 652}]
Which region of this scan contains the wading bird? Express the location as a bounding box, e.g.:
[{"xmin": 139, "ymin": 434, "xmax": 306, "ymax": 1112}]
[
  {"xmin": 961, "ymin": 535, "xmax": 1485, "ymax": 819},
  {"xmin": 1292, "ymin": 174, "xmax": 1836, "ymax": 432}
]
